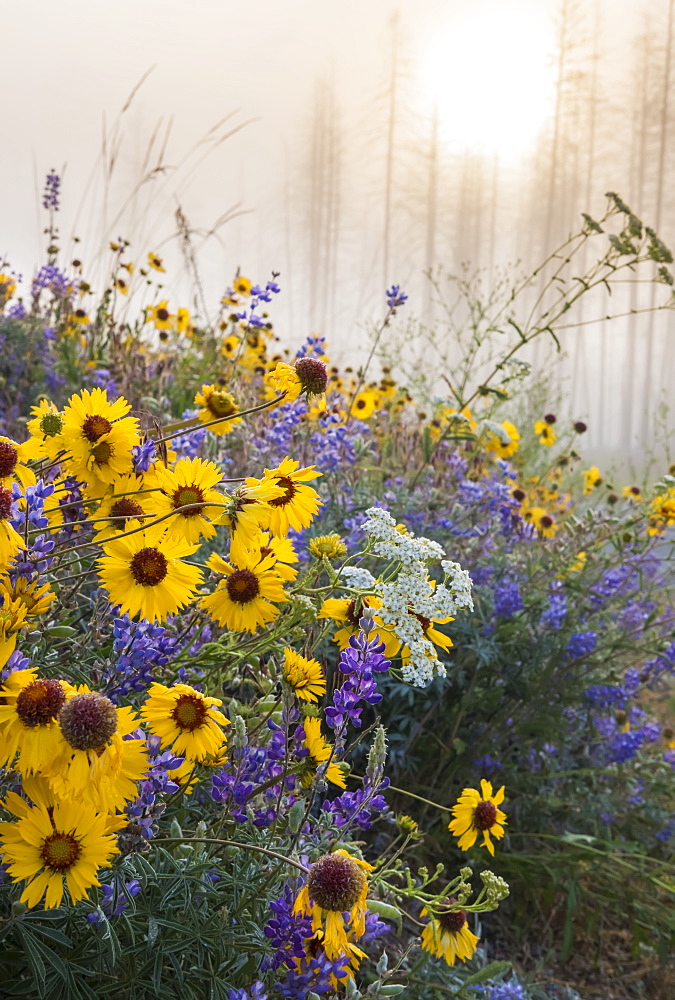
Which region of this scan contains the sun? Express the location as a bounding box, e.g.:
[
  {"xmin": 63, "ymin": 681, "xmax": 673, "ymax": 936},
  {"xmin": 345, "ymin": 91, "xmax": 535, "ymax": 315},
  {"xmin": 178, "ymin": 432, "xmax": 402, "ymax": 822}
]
[{"xmin": 419, "ymin": 1, "xmax": 556, "ymax": 162}]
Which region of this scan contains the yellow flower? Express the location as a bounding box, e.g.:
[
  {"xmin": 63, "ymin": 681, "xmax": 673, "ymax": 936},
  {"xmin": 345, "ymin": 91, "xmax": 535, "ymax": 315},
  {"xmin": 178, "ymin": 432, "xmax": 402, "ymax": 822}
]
[
  {"xmin": 582, "ymin": 466, "xmax": 603, "ymax": 494},
  {"xmin": 309, "ymin": 534, "xmax": 347, "ymax": 560},
  {"xmin": 114, "ymin": 277, "xmax": 129, "ymax": 295},
  {"xmin": 318, "ymin": 596, "xmax": 402, "ymax": 659},
  {"xmin": 648, "ymin": 489, "xmax": 675, "ymax": 535},
  {"xmin": 0, "ymin": 485, "xmax": 26, "ymax": 570},
  {"xmin": 350, "ymin": 390, "xmax": 378, "ymax": 420},
  {"xmin": 268, "ymin": 362, "xmax": 302, "ymax": 402},
  {"xmin": 401, "ymin": 611, "xmax": 454, "ymax": 666},
  {"xmin": 420, "ymin": 901, "xmax": 480, "ymax": 966},
  {"xmin": 255, "ymin": 457, "xmax": 322, "ymax": 537},
  {"xmin": 147, "ymin": 252, "xmax": 166, "ymax": 272},
  {"xmin": 523, "ymin": 505, "xmax": 558, "ymax": 538},
  {"xmin": 68, "ymin": 308, "xmax": 91, "ymax": 326},
  {"xmin": 448, "ymin": 779, "xmax": 507, "ymax": 856},
  {"xmin": 302, "ymin": 716, "xmax": 347, "ymax": 789},
  {"xmin": 0, "ymin": 796, "xmax": 118, "ymax": 910},
  {"xmin": 0, "ymin": 576, "xmax": 55, "ymax": 622},
  {"xmin": 141, "ymin": 682, "xmax": 230, "ymax": 762},
  {"xmin": 194, "ymin": 384, "xmax": 242, "ymax": 435},
  {"xmin": 622, "ymin": 484, "xmax": 642, "ymax": 501},
  {"xmin": 97, "ymin": 525, "xmax": 203, "ymax": 623},
  {"xmin": 485, "ymin": 420, "xmax": 520, "ymax": 459},
  {"xmin": 92, "ymin": 474, "xmax": 151, "ymax": 542},
  {"xmin": 534, "ymin": 419, "xmax": 556, "ymax": 446},
  {"xmin": 0, "ymin": 669, "xmax": 72, "ymax": 774},
  {"xmin": 0, "ymin": 590, "xmax": 29, "ymax": 669},
  {"xmin": 45, "ymin": 690, "xmax": 148, "ymax": 813},
  {"xmin": 61, "ymin": 388, "xmax": 140, "ymax": 491},
  {"xmin": 0, "ymin": 273, "xmax": 17, "ymax": 303},
  {"xmin": 217, "ymin": 480, "xmax": 285, "ymax": 565},
  {"xmin": 0, "ymin": 436, "xmax": 36, "ymax": 491},
  {"xmin": 221, "ymin": 334, "xmax": 239, "ymax": 358},
  {"xmin": 283, "ymin": 649, "xmax": 326, "ymax": 702},
  {"xmin": 147, "ymin": 457, "xmax": 224, "ymax": 545},
  {"xmin": 201, "ymin": 549, "xmax": 288, "ymax": 632},
  {"xmin": 146, "ymin": 300, "xmax": 174, "ymax": 331},
  {"xmin": 24, "ymin": 399, "xmax": 66, "ymax": 462},
  {"xmin": 233, "ymin": 275, "xmax": 252, "ymax": 296},
  {"xmin": 293, "ymin": 850, "xmax": 372, "ymax": 960},
  {"xmin": 176, "ymin": 307, "xmax": 192, "ymax": 335},
  {"xmin": 243, "ymin": 530, "xmax": 299, "ymax": 582},
  {"xmin": 568, "ymin": 551, "xmax": 587, "ymax": 573}
]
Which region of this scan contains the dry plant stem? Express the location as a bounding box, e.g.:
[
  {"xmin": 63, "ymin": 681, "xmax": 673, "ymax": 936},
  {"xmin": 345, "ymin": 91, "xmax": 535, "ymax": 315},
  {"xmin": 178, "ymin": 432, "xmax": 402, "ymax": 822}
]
[
  {"xmin": 154, "ymin": 392, "xmax": 286, "ymax": 445},
  {"xmin": 345, "ymin": 306, "xmax": 395, "ymax": 422}
]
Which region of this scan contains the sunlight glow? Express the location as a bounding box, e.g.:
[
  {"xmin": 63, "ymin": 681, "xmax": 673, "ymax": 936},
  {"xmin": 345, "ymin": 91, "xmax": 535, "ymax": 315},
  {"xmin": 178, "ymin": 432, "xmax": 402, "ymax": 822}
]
[{"xmin": 420, "ymin": 2, "xmax": 556, "ymax": 161}]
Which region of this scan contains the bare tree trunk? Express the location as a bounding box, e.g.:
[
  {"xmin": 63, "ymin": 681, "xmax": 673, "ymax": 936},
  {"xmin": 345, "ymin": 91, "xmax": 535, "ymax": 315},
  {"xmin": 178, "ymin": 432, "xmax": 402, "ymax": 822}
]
[
  {"xmin": 383, "ymin": 11, "xmax": 399, "ymax": 291},
  {"xmin": 424, "ymin": 102, "xmax": 439, "ymax": 328}
]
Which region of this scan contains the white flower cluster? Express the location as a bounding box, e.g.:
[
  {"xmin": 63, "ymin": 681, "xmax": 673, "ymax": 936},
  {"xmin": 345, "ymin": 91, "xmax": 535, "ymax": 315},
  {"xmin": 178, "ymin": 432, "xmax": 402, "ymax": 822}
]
[
  {"xmin": 363, "ymin": 507, "xmax": 474, "ymax": 687},
  {"xmin": 340, "ymin": 565, "xmax": 377, "ymax": 590}
]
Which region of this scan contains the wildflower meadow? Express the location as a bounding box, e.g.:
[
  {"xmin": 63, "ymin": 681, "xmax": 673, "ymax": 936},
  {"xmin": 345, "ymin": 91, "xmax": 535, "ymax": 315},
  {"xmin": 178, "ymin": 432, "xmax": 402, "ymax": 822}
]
[{"xmin": 0, "ymin": 178, "xmax": 673, "ymax": 1000}]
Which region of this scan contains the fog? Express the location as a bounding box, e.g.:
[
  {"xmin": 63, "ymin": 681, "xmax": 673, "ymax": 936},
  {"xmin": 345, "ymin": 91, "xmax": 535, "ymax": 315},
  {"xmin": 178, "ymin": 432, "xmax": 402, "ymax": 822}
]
[{"xmin": 2, "ymin": 0, "xmax": 673, "ymax": 468}]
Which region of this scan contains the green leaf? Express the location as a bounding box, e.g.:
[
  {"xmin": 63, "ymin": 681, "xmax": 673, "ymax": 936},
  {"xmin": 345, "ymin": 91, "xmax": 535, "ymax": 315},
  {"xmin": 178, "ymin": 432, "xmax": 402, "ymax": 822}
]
[{"xmin": 461, "ymin": 961, "xmax": 511, "ymax": 986}]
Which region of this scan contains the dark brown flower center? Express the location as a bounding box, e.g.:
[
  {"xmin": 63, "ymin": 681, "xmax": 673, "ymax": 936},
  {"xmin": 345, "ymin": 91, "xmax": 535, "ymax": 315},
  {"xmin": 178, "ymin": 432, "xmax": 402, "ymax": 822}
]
[
  {"xmin": 268, "ymin": 475, "xmax": 297, "ymax": 508},
  {"xmin": 173, "ymin": 485, "xmax": 205, "ymax": 516},
  {"xmin": 0, "ymin": 485, "xmax": 12, "ymax": 520},
  {"xmin": 110, "ymin": 498, "xmax": 145, "ymax": 521},
  {"xmin": 437, "ymin": 899, "xmax": 467, "ymax": 934},
  {"xmin": 225, "ymin": 568, "xmax": 260, "ymax": 604},
  {"xmin": 0, "ymin": 441, "xmax": 18, "ymax": 478},
  {"xmin": 345, "ymin": 597, "xmax": 368, "ymax": 628},
  {"xmin": 413, "ymin": 610, "xmax": 432, "ymax": 632},
  {"xmin": 157, "ymin": 308, "xmax": 169, "ymax": 322},
  {"xmin": 130, "ymin": 547, "xmax": 168, "ymax": 586},
  {"xmin": 171, "ymin": 693, "xmax": 208, "ymax": 731},
  {"xmin": 474, "ymin": 799, "xmax": 498, "ymax": 830},
  {"xmin": 75, "ymin": 309, "xmax": 87, "ymax": 319},
  {"xmin": 92, "ymin": 440, "xmax": 113, "ymax": 465},
  {"xmin": 294, "ymin": 357, "xmax": 328, "ymax": 395},
  {"xmin": 41, "ymin": 831, "xmax": 82, "ymax": 871},
  {"xmin": 307, "ymin": 853, "xmax": 366, "ymax": 912},
  {"xmin": 539, "ymin": 515, "xmax": 553, "ymax": 529},
  {"xmin": 82, "ymin": 414, "xmax": 113, "ymax": 442},
  {"xmin": 16, "ymin": 678, "xmax": 66, "ymax": 727},
  {"xmin": 59, "ymin": 692, "xmax": 118, "ymax": 750},
  {"xmin": 206, "ymin": 391, "xmax": 237, "ymax": 418}
]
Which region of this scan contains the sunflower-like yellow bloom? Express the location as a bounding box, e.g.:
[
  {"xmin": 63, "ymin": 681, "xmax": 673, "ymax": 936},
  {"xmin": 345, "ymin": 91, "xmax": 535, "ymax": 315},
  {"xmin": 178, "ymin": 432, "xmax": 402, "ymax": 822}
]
[
  {"xmin": 401, "ymin": 611, "xmax": 454, "ymax": 667},
  {"xmin": 147, "ymin": 252, "xmax": 166, "ymax": 272},
  {"xmin": 0, "ymin": 669, "xmax": 73, "ymax": 774},
  {"xmin": 523, "ymin": 505, "xmax": 558, "ymax": 539},
  {"xmin": 0, "ymin": 795, "xmax": 118, "ymax": 910},
  {"xmin": 147, "ymin": 457, "xmax": 224, "ymax": 545},
  {"xmin": 0, "ymin": 575, "xmax": 55, "ymax": 622},
  {"xmin": 233, "ymin": 275, "xmax": 252, "ymax": 296},
  {"xmin": 254, "ymin": 457, "xmax": 322, "ymax": 537},
  {"xmin": 61, "ymin": 388, "xmax": 140, "ymax": 491},
  {"xmin": 448, "ymin": 779, "xmax": 507, "ymax": 856},
  {"xmin": 268, "ymin": 362, "xmax": 302, "ymax": 402},
  {"xmin": 302, "ymin": 717, "xmax": 347, "ymax": 789},
  {"xmin": 350, "ymin": 390, "xmax": 379, "ymax": 420},
  {"xmin": 647, "ymin": 489, "xmax": 675, "ymax": 536},
  {"xmin": 420, "ymin": 901, "xmax": 480, "ymax": 966},
  {"xmin": 484, "ymin": 420, "xmax": 520, "ymax": 459},
  {"xmin": 622, "ymin": 484, "xmax": 642, "ymax": 501},
  {"xmin": 0, "ymin": 273, "xmax": 17, "ymax": 303},
  {"xmin": 0, "ymin": 589, "xmax": 29, "ymax": 668},
  {"xmin": 194, "ymin": 384, "xmax": 242, "ymax": 436},
  {"xmin": 97, "ymin": 525, "xmax": 203, "ymax": 623},
  {"xmin": 293, "ymin": 850, "xmax": 372, "ymax": 961},
  {"xmin": 92, "ymin": 474, "xmax": 151, "ymax": 542},
  {"xmin": 44, "ymin": 689, "xmax": 148, "ymax": 813},
  {"xmin": 247, "ymin": 531, "xmax": 299, "ymax": 582},
  {"xmin": 582, "ymin": 466, "xmax": 603, "ymax": 494},
  {"xmin": 141, "ymin": 682, "xmax": 230, "ymax": 762},
  {"xmin": 0, "ymin": 485, "xmax": 26, "ymax": 571},
  {"xmin": 217, "ymin": 480, "xmax": 285, "ymax": 565},
  {"xmin": 146, "ymin": 300, "xmax": 174, "ymax": 330},
  {"xmin": 534, "ymin": 419, "xmax": 556, "ymax": 446},
  {"xmin": 309, "ymin": 534, "xmax": 347, "ymax": 560},
  {"xmin": 201, "ymin": 550, "xmax": 287, "ymax": 633},
  {"xmin": 0, "ymin": 436, "xmax": 36, "ymax": 492},
  {"xmin": 23, "ymin": 399, "xmax": 66, "ymax": 462},
  {"xmin": 318, "ymin": 596, "xmax": 402, "ymax": 659},
  {"xmin": 283, "ymin": 649, "xmax": 326, "ymax": 703}
]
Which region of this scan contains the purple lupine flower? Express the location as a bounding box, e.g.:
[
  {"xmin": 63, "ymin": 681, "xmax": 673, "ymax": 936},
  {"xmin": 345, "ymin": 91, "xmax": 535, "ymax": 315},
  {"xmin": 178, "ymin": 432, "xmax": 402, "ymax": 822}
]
[
  {"xmin": 86, "ymin": 878, "xmax": 141, "ymax": 924},
  {"xmin": 227, "ymin": 983, "xmax": 268, "ymax": 1000},
  {"xmin": 540, "ymin": 585, "xmax": 567, "ymax": 629},
  {"xmin": 386, "ymin": 284, "xmax": 408, "ymax": 308},
  {"xmin": 493, "ymin": 580, "xmax": 523, "ymax": 619},
  {"xmin": 132, "ymin": 439, "xmax": 157, "ymax": 473},
  {"xmin": 565, "ymin": 631, "xmax": 598, "ymax": 659},
  {"xmin": 42, "ymin": 171, "xmax": 61, "ymax": 212}
]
